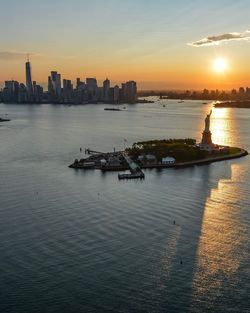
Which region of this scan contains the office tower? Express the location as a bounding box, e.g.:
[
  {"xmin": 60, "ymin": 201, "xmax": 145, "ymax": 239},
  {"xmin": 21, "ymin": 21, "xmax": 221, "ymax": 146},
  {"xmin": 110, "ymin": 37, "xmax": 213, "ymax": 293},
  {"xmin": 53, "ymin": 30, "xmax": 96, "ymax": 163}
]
[
  {"xmin": 113, "ymin": 85, "xmax": 120, "ymax": 103},
  {"xmin": 3, "ymin": 80, "xmax": 19, "ymax": 102},
  {"xmin": 51, "ymin": 71, "xmax": 62, "ymax": 98},
  {"xmin": 18, "ymin": 83, "xmax": 28, "ymax": 103},
  {"xmin": 75, "ymin": 79, "xmax": 87, "ymax": 103},
  {"xmin": 33, "ymin": 81, "xmax": 43, "ymax": 103},
  {"xmin": 122, "ymin": 81, "xmax": 137, "ymax": 103},
  {"xmin": 86, "ymin": 78, "xmax": 98, "ymax": 103},
  {"xmin": 103, "ymin": 78, "xmax": 110, "ymax": 102},
  {"xmin": 25, "ymin": 57, "xmax": 34, "ymax": 99},
  {"xmin": 63, "ymin": 79, "xmax": 73, "ymax": 103},
  {"xmin": 76, "ymin": 78, "xmax": 85, "ymax": 89},
  {"xmin": 48, "ymin": 71, "xmax": 62, "ymax": 102}
]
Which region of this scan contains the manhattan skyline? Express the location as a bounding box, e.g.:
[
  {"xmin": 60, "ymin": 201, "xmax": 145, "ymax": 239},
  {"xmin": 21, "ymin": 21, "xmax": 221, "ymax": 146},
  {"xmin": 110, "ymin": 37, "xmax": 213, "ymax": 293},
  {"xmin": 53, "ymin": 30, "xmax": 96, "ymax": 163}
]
[{"xmin": 1, "ymin": 0, "xmax": 250, "ymax": 90}]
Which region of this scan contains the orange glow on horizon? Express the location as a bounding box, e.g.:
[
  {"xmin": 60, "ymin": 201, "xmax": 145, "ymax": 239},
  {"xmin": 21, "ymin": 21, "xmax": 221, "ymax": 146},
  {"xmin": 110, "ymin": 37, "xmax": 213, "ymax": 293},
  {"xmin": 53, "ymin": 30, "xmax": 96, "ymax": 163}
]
[{"xmin": 0, "ymin": 53, "xmax": 249, "ymax": 90}]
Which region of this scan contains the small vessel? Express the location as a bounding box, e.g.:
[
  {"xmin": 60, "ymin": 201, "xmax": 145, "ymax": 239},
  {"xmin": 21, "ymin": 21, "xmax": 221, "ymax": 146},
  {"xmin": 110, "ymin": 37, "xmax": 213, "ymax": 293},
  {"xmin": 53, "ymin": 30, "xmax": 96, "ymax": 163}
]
[
  {"xmin": 104, "ymin": 108, "xmax": 121, "ymax": 111},
  {"xmin": 0, "ymin": 117, "xmax": 11, "ymax": 122},
  {"xmin": 118, "ymin": 172, "xmax": 145, "ymax": 180},
  {"xmin": 178, "ymin": 100, "xmax": 184, "ymax": 103}
]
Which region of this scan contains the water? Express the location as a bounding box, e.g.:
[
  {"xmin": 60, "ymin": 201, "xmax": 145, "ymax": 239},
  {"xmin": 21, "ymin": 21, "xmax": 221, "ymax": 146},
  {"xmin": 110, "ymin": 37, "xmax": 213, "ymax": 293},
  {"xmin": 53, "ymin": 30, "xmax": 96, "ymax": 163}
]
[{"xmin": 0, "ymin": 100, "xmax": 249, "ymax": 312}]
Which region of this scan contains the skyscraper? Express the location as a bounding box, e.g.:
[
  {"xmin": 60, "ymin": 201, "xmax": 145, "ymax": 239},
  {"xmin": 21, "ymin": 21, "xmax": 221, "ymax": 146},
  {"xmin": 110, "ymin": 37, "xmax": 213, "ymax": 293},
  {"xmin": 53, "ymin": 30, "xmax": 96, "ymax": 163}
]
[
  {"xmin": 25, "ymin": 56, "xmax": 33, "ymax": 99},
  {"xmin": 103, "ymin": 78, "xmax": 110, "ymax": 102},
  {"xmin": 86, "ymin": 78, "xmax": 98, "ymax": 103},
  {"xmin": 121, "ymin": 81, "xmax": 137, "ymax": 103},
  {"xmin": 48, "ymin": 71, "xmax": 62, "ymax": 102}
]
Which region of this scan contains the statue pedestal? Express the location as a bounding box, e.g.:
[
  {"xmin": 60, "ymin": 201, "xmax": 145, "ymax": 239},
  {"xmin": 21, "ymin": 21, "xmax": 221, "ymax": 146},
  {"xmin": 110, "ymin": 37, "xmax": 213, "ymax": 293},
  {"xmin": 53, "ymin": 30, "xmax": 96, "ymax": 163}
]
[
  {"xmin": 201, "ymin": 131, "xmax": 212, "ymax": 145},
  {"xmin": 200, "ymin": 131, "xmax": 214, "ymax": 151}
]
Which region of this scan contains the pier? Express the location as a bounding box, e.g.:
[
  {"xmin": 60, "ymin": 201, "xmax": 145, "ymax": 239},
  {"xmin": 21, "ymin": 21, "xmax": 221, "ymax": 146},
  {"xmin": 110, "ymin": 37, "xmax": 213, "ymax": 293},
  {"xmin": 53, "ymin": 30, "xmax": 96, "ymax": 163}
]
[
  {"xmin": 85, "ymin": 148, "xmax": 105, "ymax": 155},
  {"xmin": 118, "ymin": 152, "xmax": 145, "ymax": 180}
]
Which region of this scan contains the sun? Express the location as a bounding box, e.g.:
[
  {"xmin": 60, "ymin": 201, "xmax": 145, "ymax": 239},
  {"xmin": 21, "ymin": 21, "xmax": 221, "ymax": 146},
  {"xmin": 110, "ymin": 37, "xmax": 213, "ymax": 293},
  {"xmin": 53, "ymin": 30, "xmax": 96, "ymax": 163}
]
[{"xmin": 213, "ymin": 58, "xmax": 228, "ymax": 73}]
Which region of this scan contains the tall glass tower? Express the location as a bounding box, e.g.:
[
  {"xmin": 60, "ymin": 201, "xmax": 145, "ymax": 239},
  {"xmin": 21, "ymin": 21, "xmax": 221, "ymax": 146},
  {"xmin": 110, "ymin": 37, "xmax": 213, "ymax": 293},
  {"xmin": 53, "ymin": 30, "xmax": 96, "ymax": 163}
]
[{"xmin": 26, "ymin": 56, "xmax": 33, "ymax": 98}]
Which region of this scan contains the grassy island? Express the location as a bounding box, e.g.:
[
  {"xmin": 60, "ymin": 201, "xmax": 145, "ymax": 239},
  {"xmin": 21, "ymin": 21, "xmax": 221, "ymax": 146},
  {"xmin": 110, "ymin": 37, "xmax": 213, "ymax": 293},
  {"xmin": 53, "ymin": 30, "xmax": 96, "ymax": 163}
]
[{"xmin": 125, "ymin": 139, "xmax": 246, "ymax": 166}]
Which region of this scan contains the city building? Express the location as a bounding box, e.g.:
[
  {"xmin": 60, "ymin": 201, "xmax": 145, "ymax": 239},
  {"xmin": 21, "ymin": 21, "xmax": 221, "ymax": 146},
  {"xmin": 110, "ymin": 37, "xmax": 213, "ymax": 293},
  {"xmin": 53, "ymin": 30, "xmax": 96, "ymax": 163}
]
[
  {"xmin": 25, "ymin": 57, "xmax": 34, "ymax": 101},
  {"xmin": 103, "ymin": 78, "xmax": 110, "ymax": 102},
  {"xmin": 0, "ymin": 60, "xmax": 138, "ymax": 104},
  {"xmin": 62, "ymin": 79, "xmax": 73, "ymax": 103},
  {"xmin": 48, "ymin": 71, "xmax": 62, "ymax": 102},
  {"xmin": 2, "ymin": 80, "xmax": 19, "ymax": 103},
  {"xmin": 121, "ymin": 81, "xmax": 137, "ymax": 103},
  {"xmin": 86, "ymin": 78, "xmax": 98, "ymax": 103}
]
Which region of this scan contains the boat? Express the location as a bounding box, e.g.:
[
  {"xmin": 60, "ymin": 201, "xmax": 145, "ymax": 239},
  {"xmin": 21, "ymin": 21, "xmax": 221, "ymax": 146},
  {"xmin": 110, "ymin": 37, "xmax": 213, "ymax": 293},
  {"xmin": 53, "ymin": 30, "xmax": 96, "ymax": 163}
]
[
  {"xmin": 178, "ymin": 100, "xmax": 184, "ymax": 103},
  {"xmin": 118, "ymin": 172, "xmax": 145, "ymax": 180},
  {"xmin": 0, "ymin": 117, "xmax": 11, "ymax": 122},
  {"xmin": 104, "ymin": 108, "xmax": 121, "ymax": 111}
]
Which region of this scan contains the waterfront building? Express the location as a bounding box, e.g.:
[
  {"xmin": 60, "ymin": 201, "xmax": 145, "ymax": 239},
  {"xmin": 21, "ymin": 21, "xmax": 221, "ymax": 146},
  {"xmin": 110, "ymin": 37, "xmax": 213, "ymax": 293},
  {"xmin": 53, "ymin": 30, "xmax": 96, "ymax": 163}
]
[
  {"xmin": 121, "ymin": 81, "xmax": 137, "ymax": 103},
  {"xmin": 33, "ymin": 81, "xmax": 43, "ymax": 103},
  {"xmin": 2, "ymin": 80, "xmax": 19, "ymax": 103},
  {"xmin": 86, "ymin": 78, "xmax": 98, "ymax": 103},
  {"xmin": 18, "ymin": 83, "xmax": 28, "ymax": 103},
  {"xmin": 48, "ymin": 71, "xmax": 62, "ymax": 102},
  {"xmin": 103, "ymin": 78, "xmax": 110, "ymax": 102},
  {"xmin": 62, "ymin": 79, "xmax": 73, "ymax": 103},
  {"xmin": 114, "ymin": 85, "xmax": 120, "ymax": 103},
  {"xmin": 75, "ymin": 81, "xmax": 88, "ymax": 103},
  {"xmin": 76, "ymin": 78, "xmax": 85, "ymax": 89},
  {"xmin": 25, "ymin": 58, "xmax": 34, "ymax": 100}
]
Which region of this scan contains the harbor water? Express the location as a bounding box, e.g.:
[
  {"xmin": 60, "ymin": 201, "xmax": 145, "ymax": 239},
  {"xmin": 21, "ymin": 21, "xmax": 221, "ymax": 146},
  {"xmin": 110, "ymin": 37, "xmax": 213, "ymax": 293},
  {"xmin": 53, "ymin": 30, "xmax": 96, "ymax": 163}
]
[{"xmin": 0, "ymin": 99, "xmax": 249, "ymax": 312}]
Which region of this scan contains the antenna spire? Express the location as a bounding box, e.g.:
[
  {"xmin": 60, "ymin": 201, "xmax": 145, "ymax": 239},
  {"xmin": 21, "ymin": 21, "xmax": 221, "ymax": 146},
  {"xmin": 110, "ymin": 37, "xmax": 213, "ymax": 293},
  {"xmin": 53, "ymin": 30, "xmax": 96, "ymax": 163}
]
[{"xmin": 27, "ymin": 53, "xmax": 29, "ymax": 62}]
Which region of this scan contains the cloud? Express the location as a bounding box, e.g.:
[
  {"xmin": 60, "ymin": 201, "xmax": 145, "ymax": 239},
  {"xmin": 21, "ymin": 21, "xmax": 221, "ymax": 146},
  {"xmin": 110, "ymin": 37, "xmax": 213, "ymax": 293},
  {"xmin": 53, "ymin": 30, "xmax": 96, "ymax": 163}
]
[
  {"xmin": 0, "ymin": 51, "xmax": 39, "ymax": 60},
  {"xmin": 188, "ymin": 29, "xmax": 250, "ymax": 47}
]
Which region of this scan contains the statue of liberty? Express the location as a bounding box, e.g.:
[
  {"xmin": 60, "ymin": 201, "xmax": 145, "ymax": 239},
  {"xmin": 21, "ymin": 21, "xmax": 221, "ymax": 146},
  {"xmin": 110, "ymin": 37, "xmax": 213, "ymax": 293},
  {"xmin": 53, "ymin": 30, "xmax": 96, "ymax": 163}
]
[
  {"xmin": 200, "ymin": 109, "xmax": 213, "ymax": 147},
  {"xmin": 204, "ymin": 109, "xmax": 212, "ymax": 132}
]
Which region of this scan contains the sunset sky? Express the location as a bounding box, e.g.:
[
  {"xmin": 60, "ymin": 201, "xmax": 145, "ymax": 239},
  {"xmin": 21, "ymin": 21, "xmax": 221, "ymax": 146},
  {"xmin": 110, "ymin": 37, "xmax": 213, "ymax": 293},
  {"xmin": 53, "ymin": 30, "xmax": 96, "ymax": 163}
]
[{"xmin": 1, "ymin": 0, "xmax": 250, "ymax": 90}]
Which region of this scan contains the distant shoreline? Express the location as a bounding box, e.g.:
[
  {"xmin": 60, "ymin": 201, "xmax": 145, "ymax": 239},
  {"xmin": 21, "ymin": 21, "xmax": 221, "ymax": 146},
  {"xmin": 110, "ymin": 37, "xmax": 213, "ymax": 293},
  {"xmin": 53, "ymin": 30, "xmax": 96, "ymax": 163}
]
[{"xmin": 214, "ymin": 101, "xmax": 250, "ymax": 108}]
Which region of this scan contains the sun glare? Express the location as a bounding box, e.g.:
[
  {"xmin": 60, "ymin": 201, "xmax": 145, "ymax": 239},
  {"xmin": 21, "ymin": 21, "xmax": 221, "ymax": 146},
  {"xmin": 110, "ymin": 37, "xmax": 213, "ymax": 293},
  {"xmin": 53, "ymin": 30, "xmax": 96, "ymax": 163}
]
[{"xmin": 213, "ymin": 58, "xmax": 228, "ymax": 73}]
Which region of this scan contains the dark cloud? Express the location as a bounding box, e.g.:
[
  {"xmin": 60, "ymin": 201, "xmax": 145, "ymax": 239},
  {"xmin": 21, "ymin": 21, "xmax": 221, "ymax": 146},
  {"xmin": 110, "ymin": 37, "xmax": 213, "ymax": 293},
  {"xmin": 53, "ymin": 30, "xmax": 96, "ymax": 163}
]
[{"xmin": 188, "ymin": 30, "xmax": 250, "ymax": 47}]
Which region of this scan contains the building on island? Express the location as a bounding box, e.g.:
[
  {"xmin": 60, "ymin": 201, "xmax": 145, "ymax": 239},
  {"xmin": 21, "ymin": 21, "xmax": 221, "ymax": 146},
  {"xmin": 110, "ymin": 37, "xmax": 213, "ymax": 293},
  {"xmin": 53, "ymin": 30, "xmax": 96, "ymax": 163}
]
[{"xmin": 162, "ymin": 156, "xmax": 176, "ymax": 164}]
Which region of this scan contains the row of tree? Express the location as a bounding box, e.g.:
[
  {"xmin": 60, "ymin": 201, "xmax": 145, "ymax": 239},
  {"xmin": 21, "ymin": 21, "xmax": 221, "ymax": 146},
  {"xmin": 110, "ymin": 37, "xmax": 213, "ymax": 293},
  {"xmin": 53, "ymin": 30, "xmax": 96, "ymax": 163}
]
[{"xmin": 127, "ymin": 138, "xmax": 207, "ymax": 162}]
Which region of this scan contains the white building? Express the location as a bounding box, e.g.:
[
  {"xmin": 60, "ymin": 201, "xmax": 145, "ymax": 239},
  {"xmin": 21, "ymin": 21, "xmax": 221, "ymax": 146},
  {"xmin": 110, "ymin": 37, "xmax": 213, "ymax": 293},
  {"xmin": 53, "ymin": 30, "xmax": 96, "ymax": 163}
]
[{"xmin": 162, "ymin": 156, "xmax": 175, "ymax": 164}]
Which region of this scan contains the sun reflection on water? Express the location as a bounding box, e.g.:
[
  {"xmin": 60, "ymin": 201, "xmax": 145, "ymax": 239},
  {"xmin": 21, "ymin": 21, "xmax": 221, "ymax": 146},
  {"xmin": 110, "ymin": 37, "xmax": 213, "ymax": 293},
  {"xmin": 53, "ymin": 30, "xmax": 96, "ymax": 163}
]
[
  {"xmin": 210, "ymin": 108, "xmax": 235, "ymax": 146},
  {"xmin": 190, "ymin": 163, "xmax": 249, "ymax": 310}
]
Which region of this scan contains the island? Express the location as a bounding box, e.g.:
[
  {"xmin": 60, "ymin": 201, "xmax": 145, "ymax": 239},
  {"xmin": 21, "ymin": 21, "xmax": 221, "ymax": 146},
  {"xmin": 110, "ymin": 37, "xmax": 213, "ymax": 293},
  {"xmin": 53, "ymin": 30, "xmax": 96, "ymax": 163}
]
[{"xmin": 69, "ymin": 111, "xmax": 248, "ymax": 179}]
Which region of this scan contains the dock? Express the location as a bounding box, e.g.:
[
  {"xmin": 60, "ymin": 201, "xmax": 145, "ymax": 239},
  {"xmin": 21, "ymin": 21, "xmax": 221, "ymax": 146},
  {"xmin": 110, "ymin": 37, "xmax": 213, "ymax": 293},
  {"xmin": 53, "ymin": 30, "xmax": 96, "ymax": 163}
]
[
  {"xmin": 118, "ymin": 172, "xmax": 145, "ymax": 180},
  {"xmin": 118, "ymin": 152, "xmax": 145, "ymax": 180}
]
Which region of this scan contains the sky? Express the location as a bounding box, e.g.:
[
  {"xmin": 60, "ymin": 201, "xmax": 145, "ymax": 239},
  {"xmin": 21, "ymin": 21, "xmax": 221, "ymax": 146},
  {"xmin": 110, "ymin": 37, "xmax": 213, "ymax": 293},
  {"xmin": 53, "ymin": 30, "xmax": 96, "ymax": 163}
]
[{"xmin": 1, "ymin": 0, "xmax": 250, "ymax": 90}]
